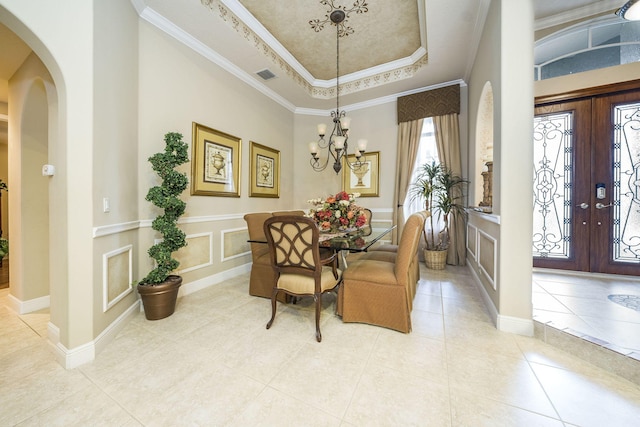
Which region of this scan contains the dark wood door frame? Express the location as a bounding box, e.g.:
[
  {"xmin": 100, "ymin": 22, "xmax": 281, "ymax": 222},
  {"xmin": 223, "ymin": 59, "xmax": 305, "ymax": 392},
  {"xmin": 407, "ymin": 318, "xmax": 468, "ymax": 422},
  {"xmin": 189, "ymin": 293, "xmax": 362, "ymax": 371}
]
[{"xmin": 535, "ymin": 79, "xmax": 640, "ymax": 276}]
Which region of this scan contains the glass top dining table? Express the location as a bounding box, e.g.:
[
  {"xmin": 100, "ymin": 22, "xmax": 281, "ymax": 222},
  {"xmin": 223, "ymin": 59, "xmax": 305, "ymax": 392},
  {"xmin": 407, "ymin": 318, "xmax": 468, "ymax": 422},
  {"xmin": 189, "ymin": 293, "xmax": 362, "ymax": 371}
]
[
  {"xmin": 248, "ymin": 225, "xmax": 395, "ymax": 252},
  {"xmin": 317, "ymin": 226, "xmax": 396, "ymax": 252}
]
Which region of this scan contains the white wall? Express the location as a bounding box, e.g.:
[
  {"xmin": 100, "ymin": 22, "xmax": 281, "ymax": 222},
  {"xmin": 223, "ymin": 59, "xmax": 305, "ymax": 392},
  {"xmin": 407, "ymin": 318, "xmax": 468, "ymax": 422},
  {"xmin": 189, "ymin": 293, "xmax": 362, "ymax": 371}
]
[
  {"xmin": 11, "ymin": 71, "xmax": 49, "ymax": 302},
  {"xmin": 467, "ymin": 0, "xmax": 534, "ymax": 334},
  {"xmin": 91, "ymin": 0, "xmax": 141, "ymax": 335}
]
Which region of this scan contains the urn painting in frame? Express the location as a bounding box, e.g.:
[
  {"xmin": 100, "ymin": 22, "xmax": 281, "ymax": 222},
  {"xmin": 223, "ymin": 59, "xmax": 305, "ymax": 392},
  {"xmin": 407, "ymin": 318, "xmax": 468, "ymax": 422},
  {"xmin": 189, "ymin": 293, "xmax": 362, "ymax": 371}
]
[
  {"xmin": 249, "ymin": 141, "xmax": 280, "ymax": 198},
  {"xmin": 191, "ymin": 122, "xmax": 241, "ymax": 197},
  {"xmin": 342, "ymin": 151, "xmax": 379, "ymax": 197}
]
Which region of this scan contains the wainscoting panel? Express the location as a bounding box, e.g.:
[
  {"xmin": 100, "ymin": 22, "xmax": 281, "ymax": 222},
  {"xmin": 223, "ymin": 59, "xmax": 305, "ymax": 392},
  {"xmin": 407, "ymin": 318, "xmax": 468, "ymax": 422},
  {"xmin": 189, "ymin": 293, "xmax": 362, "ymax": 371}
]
[
  {"xmin": 467, "ymin": 223, "xmax": 478, "ymax": 261},
  {"xmin": 103, "ymin": 245, "xmax": 133, "ymax": 312},
  {"xmin": 478, "ymin": 230, "xmax": 497, "ymax": 289},
  {"xmin": 175, "ymin": 232, "xmax": 213, "ymax": 274},
  {"xmin": 221, "ymin": 227, "xmax": 250, "ymax": 262}
]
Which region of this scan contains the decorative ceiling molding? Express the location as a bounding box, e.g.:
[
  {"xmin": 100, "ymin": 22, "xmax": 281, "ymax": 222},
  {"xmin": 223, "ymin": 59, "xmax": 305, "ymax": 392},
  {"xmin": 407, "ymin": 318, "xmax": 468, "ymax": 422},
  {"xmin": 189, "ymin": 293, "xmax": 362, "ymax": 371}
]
[
  {"xmin": 201, "ymin": 0, "xmax": 428, "ymax": 99},
  {"xmin": 309, "ymin": 0, "xmax": 369, "ymax": 37}
]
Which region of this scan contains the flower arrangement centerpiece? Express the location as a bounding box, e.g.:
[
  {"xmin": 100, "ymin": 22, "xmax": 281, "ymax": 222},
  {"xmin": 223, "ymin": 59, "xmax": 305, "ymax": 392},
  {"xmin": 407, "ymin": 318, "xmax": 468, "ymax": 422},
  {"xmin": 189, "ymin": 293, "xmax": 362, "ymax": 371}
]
[{"xmin": 307, "ymin": 191, "xmax": 367, "ymax": 232}]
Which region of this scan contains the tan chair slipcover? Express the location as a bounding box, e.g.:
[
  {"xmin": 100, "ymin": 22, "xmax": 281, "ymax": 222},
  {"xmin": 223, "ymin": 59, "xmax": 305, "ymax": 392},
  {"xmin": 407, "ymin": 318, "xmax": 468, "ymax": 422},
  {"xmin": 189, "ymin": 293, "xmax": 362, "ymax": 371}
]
[
  {"xmin": 244, "ymin": 210, "xmax": 306, "ymax": 299},
  {"xmin": 364, "ymin": 211, "xmax": 429, "ymax": 299},
  {"xmin": 337, "ymin": 211, "xmax": 427, "ymax": 333}
]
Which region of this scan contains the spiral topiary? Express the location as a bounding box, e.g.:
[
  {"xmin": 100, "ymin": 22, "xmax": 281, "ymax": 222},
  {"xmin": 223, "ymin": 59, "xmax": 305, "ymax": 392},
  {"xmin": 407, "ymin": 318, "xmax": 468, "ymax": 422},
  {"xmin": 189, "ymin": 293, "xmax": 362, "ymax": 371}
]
[{"xmin": 142, "ymin": 132, "xmax": 189, "ymax": 284}]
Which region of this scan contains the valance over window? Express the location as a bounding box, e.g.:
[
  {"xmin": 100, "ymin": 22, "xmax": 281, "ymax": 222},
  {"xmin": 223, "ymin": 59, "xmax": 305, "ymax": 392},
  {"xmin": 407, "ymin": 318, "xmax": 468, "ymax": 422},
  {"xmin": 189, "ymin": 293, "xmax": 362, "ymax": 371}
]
[{"xmin": 397, "ymin": 84, "xmax": 460, "ymax": 123}]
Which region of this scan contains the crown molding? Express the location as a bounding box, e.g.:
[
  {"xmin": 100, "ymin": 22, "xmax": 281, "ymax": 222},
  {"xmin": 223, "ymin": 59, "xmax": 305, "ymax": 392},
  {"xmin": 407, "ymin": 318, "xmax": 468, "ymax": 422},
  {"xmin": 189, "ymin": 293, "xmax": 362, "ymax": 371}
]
[{"xmin": 535, "ymin": 0, "xmax": 620, "ymax": 31}]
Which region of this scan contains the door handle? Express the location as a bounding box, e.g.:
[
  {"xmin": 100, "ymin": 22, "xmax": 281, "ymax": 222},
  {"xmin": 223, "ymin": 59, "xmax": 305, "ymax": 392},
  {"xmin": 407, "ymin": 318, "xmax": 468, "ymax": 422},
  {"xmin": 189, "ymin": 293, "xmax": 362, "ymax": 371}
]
[
  {"xmin": 595, "ymin": 202, "xmax": 613, "ymax": 209},
  {"xmin": 577, "ymin": 203, "xmax": 589, "ymax": 209}
]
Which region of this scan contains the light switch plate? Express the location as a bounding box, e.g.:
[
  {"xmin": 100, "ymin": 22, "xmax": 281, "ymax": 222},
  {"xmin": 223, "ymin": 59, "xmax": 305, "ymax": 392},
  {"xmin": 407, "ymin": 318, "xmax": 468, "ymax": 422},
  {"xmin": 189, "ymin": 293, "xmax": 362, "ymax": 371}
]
[{"xmin": 42, "ymin": 164, "xmax": 55, "ymax": 176}]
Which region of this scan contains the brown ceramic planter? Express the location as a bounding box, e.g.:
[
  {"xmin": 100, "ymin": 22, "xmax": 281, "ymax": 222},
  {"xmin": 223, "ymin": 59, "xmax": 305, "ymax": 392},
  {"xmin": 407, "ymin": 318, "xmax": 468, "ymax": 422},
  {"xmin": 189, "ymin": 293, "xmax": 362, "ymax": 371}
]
[{"xmin": 138, "ymin": 275, "xmax": 182, "ymax": 320}]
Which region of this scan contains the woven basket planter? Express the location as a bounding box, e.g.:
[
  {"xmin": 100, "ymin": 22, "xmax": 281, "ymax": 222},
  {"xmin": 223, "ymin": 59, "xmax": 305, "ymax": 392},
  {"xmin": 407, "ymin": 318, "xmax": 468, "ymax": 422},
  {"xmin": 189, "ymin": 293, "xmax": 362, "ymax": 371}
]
[{"xmin": 424, "ymin": 249, "xmax": 447, "ymax": 270}]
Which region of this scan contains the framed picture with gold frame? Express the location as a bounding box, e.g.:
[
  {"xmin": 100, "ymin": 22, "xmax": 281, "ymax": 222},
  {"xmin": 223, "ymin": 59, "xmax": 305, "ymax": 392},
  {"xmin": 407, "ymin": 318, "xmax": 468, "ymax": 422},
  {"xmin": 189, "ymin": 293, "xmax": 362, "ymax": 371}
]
[
  {"xmin": 191, "ymin": 122, "xmax": 241, "ymax": 197},
  {"xmin": 342, "ymin": 151, "xmax": 380, "ymax": 197},
  {"xmin": 249, "ymin": 141, "xmax": 280, "ymax": 198}
]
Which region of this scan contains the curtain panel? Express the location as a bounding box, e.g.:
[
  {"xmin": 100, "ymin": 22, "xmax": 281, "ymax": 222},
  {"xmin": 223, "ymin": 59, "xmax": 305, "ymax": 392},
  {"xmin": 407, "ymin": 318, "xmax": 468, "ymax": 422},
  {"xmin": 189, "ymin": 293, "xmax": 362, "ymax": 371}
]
[
  {"xmin": 392, "ymin": 119, "xmax": 424, "ymax": 243},
  {"xmin": 434, "ymin": 114, "xmax": 466, "ymax": 266}
]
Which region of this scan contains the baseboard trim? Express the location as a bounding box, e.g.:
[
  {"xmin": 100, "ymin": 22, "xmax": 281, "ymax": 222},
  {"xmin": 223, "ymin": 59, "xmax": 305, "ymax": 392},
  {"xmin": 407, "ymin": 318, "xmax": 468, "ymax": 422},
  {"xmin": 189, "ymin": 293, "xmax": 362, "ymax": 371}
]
[
  {"xmin": 497, "ymin": 313, "xmax": 534, "ymax": 336},
  {"xmin": 467, "ymin": 264, "xmax": 533, "ymax": 336},
  {"xmin": 47, "ymin": 322, "xmax": 60, "ymax": 345},
  {"xmin": 51, "ymin": 264, "xmax": 252, "ymax": 369},
  {"xmin": 468, "ymin": 264, "xmax": 498, "ymax": 325},
  {"xmin": 7, "ymin": 293, "xmax": 50, "ymax": 314},
  {"xmin": 178, "ymin": 263, "xmax": 251, "ymax": 297},
  {"xmin": 51, "ymin": 299, "xmax": 140, "ymax": 369}
]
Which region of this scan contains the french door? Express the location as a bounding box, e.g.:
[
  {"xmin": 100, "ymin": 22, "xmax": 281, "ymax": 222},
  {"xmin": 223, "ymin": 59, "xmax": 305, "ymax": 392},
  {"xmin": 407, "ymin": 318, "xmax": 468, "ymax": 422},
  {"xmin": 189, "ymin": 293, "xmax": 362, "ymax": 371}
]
[{"xmin": 533, "ymin": 88, "xmax": 640, "ymax": 276}]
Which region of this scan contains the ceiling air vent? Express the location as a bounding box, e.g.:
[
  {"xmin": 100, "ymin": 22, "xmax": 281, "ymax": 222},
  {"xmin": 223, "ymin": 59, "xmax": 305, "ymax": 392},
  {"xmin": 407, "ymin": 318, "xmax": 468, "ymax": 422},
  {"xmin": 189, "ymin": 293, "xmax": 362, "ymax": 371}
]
[{"xmin": 256, "ymin": 69, "xmax": 276, "ymax": 80}]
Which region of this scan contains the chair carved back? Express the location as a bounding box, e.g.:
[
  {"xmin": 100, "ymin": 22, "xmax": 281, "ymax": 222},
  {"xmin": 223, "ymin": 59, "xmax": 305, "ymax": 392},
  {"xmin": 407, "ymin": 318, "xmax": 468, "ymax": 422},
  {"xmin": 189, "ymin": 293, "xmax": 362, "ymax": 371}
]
[{"xmin": 264, "ymin": 216, "xmax": 322, "ymax": 278}]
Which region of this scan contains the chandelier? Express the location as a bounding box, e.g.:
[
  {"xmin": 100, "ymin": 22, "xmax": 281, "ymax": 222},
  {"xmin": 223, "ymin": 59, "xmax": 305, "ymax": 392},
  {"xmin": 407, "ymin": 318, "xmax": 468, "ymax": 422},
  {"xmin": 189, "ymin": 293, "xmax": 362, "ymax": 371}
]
[
  {"xmin": 617, "ymin": 1, "xmax": 640, "ymax": 20},
  {"xmin": 308, "ymin": 7, "xmax": 368, "ymax": 174}
]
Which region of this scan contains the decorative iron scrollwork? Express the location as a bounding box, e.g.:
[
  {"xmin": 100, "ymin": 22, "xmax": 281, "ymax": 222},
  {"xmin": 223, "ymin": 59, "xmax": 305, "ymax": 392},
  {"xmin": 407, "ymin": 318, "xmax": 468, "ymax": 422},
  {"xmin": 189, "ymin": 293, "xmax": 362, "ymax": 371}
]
[
  {"xmin": 309, "ymin": 0, "xmax": 369, "ymax": 37},
  {"xmin": 532, "ymin": 113, "xmax": 573, "ymax": 259}
]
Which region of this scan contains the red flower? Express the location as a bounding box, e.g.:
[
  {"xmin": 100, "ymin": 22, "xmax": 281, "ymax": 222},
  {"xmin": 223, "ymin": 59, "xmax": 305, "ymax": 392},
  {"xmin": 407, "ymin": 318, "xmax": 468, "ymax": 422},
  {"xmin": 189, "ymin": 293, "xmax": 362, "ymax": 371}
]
[{"xmin": 336, "ymin": 191, "xmax": 350, "ymax": 201}]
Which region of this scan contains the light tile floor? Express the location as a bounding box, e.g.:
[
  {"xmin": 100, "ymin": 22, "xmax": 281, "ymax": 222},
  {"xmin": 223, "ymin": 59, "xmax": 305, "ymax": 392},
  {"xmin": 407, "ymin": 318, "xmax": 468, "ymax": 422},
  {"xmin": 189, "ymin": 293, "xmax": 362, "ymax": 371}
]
[
  {"xmin": 2, "ymin": 266, "xmax": 640, "ymax": 426},
  {"xmin": 532, "ymin": 270, "xmax": 640, "ymax": 354}
]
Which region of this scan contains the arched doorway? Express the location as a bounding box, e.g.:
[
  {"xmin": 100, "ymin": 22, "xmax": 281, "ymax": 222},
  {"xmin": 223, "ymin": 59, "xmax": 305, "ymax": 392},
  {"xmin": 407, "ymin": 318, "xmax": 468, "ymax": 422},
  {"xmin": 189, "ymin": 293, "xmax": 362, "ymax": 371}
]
[{"xmin": 0, "ymin": 12, "xmax": 64, "ymax": 351}]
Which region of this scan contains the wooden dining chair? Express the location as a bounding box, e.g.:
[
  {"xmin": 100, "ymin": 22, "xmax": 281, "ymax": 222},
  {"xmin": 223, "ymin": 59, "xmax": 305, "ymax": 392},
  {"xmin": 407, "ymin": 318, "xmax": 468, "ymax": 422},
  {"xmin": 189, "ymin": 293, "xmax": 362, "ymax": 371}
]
[{"xmin": 263, "ymin": 215, "xmax": 342, "ymax": 342}]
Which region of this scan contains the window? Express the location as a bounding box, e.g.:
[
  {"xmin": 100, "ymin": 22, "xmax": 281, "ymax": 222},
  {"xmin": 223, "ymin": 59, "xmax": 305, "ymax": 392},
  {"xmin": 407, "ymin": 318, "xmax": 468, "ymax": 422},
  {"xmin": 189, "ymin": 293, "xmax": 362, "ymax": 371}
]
[
  {"xmin": 404, "ymin": 118, "xmax": 437, "ymax": 216},
  {"xmin": 535, "ymin": 17, "xmax": 640, "ymax": 81}
]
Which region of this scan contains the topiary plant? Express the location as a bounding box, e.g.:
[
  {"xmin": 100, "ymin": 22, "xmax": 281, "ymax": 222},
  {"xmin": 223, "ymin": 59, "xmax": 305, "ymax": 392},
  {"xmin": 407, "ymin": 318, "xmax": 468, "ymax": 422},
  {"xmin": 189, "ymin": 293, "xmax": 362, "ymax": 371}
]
[{"xmin": 141, "ymin": 132, "xmax": 189, "ymax": 285}]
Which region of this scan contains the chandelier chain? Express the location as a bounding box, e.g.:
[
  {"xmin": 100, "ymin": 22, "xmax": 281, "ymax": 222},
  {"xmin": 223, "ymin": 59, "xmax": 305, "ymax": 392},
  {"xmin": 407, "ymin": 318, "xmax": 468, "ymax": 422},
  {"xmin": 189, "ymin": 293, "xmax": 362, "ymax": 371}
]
[{"xmin": 308, "ymin": 4, "xmax": 368, "ymax": 174}]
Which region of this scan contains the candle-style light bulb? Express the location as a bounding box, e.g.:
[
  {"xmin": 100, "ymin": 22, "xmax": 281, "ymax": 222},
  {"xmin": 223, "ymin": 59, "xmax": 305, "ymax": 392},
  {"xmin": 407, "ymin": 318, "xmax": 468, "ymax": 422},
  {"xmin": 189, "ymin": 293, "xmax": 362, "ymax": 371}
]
[{"xmin": 309, "ymin": 141, "xmax": 319, "ymax": 154}]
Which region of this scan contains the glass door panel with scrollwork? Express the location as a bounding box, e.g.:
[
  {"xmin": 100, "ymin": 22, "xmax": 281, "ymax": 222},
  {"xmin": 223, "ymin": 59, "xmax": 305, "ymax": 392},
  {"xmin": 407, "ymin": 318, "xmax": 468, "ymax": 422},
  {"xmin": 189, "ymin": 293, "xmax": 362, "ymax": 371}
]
[
  {"xmin": 613, "ymin": 102, "xmax": 640, "ymax": 264},
  {"xmin": 533, "ymin": 99, "xmax": 591, "ymax": 272},
  {"xmin": 532, "ymin": 112, "xmax": 573, "ymax": 260}
]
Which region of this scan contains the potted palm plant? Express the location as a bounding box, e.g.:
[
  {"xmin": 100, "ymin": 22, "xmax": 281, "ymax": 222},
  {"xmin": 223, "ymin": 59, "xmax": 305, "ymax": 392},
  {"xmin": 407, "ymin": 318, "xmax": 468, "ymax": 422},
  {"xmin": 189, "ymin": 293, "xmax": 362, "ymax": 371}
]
[
  {"xmin": 409, "ymin": 161, "xmax": 467, "ymax": 269},
  {"xmin": 137, "ymin": 132, "xmax": 189, "ymax": 320}
]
